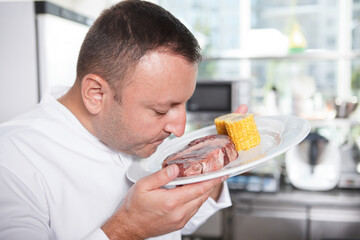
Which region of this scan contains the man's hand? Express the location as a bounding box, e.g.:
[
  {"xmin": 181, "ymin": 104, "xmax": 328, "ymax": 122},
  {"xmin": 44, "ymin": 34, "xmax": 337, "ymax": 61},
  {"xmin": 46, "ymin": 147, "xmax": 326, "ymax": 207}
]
[{"xmin": 101, "ymin": 164, "xmax": 227, "ymax": 240}]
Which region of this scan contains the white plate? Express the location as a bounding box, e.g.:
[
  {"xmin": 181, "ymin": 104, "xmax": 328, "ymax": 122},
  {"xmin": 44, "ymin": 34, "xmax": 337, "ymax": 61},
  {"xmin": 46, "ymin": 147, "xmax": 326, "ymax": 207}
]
[{"xmin": 126, "ymin": 115, "xmax": 310, "ymax": 186}]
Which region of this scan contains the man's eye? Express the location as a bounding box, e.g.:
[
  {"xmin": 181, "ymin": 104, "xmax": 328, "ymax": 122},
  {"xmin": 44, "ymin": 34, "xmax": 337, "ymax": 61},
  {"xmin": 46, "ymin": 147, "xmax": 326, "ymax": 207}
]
[{"xmin": 155, "ymin": 110, "xmax": 167, "ymax": 116}]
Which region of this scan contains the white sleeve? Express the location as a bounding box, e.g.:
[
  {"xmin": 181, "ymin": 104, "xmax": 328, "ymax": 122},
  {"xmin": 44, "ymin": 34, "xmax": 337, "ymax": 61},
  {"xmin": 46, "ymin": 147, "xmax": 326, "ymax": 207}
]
[
  {"xmin": 0, "ymin": 166, "xmax": 50, "ymax": 240},
  {"xmin": 180, "ymin": 181, "xmax": 232, "ymax": 235},
  {"xmin": 85, "ymin": 228, "xmax": 110, "ymax": 240}
]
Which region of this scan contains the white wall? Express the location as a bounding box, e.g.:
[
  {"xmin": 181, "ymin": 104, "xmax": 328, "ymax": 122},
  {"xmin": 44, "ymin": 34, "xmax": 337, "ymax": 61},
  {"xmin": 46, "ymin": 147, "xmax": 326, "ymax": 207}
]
[{"xmin": 0, "ymin": 2, "xmax": 39, "ymax": 122}]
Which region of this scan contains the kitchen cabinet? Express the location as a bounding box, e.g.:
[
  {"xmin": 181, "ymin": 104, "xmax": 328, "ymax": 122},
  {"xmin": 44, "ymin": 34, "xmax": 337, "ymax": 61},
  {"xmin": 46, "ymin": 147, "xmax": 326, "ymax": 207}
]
[
  {"xmin": 224, "ymin": 187, "xmax": 360, "ymax": 240},
  {"xmin": 185, "ymin": 185, "xmax": 360, "ymax": 240},
  {"xmin": 231, "ymin": 201, "xmax": 307, "ymax": 240},
  {"xmin": 309, "ymin": 206, "xmax": 360, "ymax": 240}
]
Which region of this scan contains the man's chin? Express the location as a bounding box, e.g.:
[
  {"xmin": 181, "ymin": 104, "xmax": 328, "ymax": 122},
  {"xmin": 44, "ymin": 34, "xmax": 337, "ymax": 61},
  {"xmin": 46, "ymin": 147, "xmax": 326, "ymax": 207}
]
[{"xmin": 135, "ymin": 145, "xmax": 159, "ymax": 159}]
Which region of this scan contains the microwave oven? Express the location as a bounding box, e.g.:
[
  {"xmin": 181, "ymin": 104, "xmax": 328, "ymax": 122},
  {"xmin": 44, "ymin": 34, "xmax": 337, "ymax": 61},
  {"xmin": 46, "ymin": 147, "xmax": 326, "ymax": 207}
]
[{"xmin": 186, "ymin": 80, "xmax": 251, "ymax": 122}]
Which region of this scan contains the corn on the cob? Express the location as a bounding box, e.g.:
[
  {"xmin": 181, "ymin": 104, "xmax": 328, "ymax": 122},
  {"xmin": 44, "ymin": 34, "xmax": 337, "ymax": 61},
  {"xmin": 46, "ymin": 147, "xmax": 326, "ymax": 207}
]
[
  {"xmin": 215, "ymin": 113, "xmax": 261, "ymax": 151},
  {"xmin": 214, "ymin": 113, "xmax": 233, "ymax": 135}
]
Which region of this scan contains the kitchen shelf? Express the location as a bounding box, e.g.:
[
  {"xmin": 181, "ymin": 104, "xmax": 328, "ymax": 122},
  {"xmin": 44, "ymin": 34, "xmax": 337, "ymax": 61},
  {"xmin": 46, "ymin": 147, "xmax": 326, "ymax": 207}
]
[
  {"xmin": 202, "ymin": 49, "xmax": 360, "ymax": 61},
  {"xmin": 308, "ymin": 118, "xmax": 360, "ymax": 129}
]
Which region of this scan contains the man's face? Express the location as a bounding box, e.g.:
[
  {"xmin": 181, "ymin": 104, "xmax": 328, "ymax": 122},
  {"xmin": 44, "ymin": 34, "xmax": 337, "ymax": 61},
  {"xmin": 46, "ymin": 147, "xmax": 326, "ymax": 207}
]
[{"xmin": 97, "ymin": 51, "xmax": 197, "ymax": 158}]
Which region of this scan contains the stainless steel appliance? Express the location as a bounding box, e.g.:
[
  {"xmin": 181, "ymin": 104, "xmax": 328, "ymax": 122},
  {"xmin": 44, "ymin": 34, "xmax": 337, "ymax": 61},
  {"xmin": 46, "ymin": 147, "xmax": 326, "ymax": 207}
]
[
  {"xmin": 186, "ymin": 79, "xmax": 251, "ymax": 125},
  {"xmin": 285, "ymin": 132, "xmax": 341, "ymax": 191},
  {"xmin": 338, "ymin": 142, "xmax": 360, "ymax": 189}
]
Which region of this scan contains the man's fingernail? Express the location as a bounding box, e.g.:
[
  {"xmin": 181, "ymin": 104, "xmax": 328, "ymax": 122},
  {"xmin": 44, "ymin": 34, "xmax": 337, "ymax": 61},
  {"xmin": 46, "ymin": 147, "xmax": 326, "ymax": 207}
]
[{"xmin": 167, "ymin": 165, "xmax": 174, "ymax": 177}]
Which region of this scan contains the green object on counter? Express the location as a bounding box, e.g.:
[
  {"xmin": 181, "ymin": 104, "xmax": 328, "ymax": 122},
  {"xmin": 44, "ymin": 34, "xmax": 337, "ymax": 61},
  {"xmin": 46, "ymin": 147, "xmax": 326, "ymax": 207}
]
[
  {"xmin": 289, "ymin": 47, "xmax": 306, "ymax": 53},
  {"xmin": 288, "ymin": 22, "xmax": 307, "ymax": 53}
]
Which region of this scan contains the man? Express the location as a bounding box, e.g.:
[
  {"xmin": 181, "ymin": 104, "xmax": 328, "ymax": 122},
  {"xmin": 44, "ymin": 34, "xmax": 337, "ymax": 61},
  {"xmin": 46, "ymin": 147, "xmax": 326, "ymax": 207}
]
[{"xmin": 0, "ymin": 1, "xmax": 246, "ymax": 239}]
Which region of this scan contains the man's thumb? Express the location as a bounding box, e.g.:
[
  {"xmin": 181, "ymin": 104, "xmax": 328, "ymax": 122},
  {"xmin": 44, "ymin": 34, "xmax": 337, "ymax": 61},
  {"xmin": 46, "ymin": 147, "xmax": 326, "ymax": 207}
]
[{"xmin": 140, "ymin": 164, "xmax": 179, "ymax": 190}]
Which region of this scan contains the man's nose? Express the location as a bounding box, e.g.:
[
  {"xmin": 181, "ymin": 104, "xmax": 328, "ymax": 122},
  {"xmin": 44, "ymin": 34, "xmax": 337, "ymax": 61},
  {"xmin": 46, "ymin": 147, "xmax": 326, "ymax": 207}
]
[{"xmin": 164, "ymin": 106, "xmax": 186, "ymax": 137}]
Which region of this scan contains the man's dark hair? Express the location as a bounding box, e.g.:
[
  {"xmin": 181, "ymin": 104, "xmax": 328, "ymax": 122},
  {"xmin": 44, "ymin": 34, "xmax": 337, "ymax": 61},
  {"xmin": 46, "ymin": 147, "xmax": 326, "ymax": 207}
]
[{"xmin": 76, "ymin": 0, "xmax": 202, "ymax": 100}]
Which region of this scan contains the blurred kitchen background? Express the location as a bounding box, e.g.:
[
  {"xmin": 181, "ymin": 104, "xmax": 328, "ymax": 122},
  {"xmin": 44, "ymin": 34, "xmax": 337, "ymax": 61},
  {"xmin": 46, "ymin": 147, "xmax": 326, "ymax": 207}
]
[{"xmin": 1, "ymin": 0, "xmax": 360, "ymax": 239}]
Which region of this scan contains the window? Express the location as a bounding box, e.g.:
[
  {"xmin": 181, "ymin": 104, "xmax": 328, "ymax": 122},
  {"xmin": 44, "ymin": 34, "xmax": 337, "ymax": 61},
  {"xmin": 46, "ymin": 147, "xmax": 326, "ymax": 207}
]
[
  {"xmin": 352, "ymin": 0, "xmax": 360, "ymax": 96},
  {"xmin": 156, "ymin": 0, "xmax": 358, "ymax": 117}
]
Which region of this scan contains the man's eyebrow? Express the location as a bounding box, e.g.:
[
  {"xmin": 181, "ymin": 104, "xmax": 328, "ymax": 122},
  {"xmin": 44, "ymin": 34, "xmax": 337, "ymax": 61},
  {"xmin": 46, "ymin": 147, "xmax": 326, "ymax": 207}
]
[{"xmin": 154, "ymin": 100, "xmax": 182, "ymax": 108}]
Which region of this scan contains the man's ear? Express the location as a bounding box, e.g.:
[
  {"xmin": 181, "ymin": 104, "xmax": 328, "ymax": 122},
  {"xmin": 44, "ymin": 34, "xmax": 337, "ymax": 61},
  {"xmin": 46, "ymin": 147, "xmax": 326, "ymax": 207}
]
[{"xmin": 81, "ymin": 74, "xmax": 111, "ymax": 115}]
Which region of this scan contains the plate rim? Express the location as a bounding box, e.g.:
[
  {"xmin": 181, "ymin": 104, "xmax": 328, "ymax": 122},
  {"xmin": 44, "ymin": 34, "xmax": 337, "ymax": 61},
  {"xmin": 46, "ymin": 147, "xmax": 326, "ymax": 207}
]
[{"xmin": 126, "ymin": 115, "xmax": 310, "ymax": 186}]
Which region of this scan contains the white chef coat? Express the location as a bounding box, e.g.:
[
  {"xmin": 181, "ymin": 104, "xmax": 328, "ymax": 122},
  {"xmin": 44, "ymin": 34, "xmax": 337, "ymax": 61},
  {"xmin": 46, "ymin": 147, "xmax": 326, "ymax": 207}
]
[{"xmin": 0, "ymin": 93, "xmax": 232, "ymax": 240}]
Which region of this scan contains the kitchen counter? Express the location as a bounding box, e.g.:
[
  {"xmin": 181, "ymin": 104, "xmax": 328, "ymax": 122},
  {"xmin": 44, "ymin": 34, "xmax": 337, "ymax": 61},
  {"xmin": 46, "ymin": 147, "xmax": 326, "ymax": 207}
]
[
  {"xmin": 223, "ymin": 185, "xmax": 360, "ymax": 240},
  {"xmin": 186, "ymin": 183, "xmax": 360, "ymax": 240}
]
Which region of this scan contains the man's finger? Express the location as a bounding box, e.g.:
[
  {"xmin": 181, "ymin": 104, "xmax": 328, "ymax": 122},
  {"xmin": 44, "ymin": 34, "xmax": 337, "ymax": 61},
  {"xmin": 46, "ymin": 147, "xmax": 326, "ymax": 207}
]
[
  {"xmin": 139, "ymin": 164, "xmax": 179, "ymax": 191},
  {"xmin": 234, "ymin": 104, "xmax": 248, "ymax": 114},
  {"xmin": 172, "ymin": 178, "xmax": 227, "ymax": 222},
  {"xmin": 168, "ymin": 175, "xmax": 227, "ymax": 204}
]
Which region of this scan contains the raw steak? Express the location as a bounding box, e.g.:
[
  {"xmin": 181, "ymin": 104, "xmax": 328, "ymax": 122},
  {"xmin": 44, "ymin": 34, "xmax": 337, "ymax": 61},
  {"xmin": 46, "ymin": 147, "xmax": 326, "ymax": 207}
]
[{"xmin": 162, "ymin": 134, "xmax": 238, "ymax": 177}]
